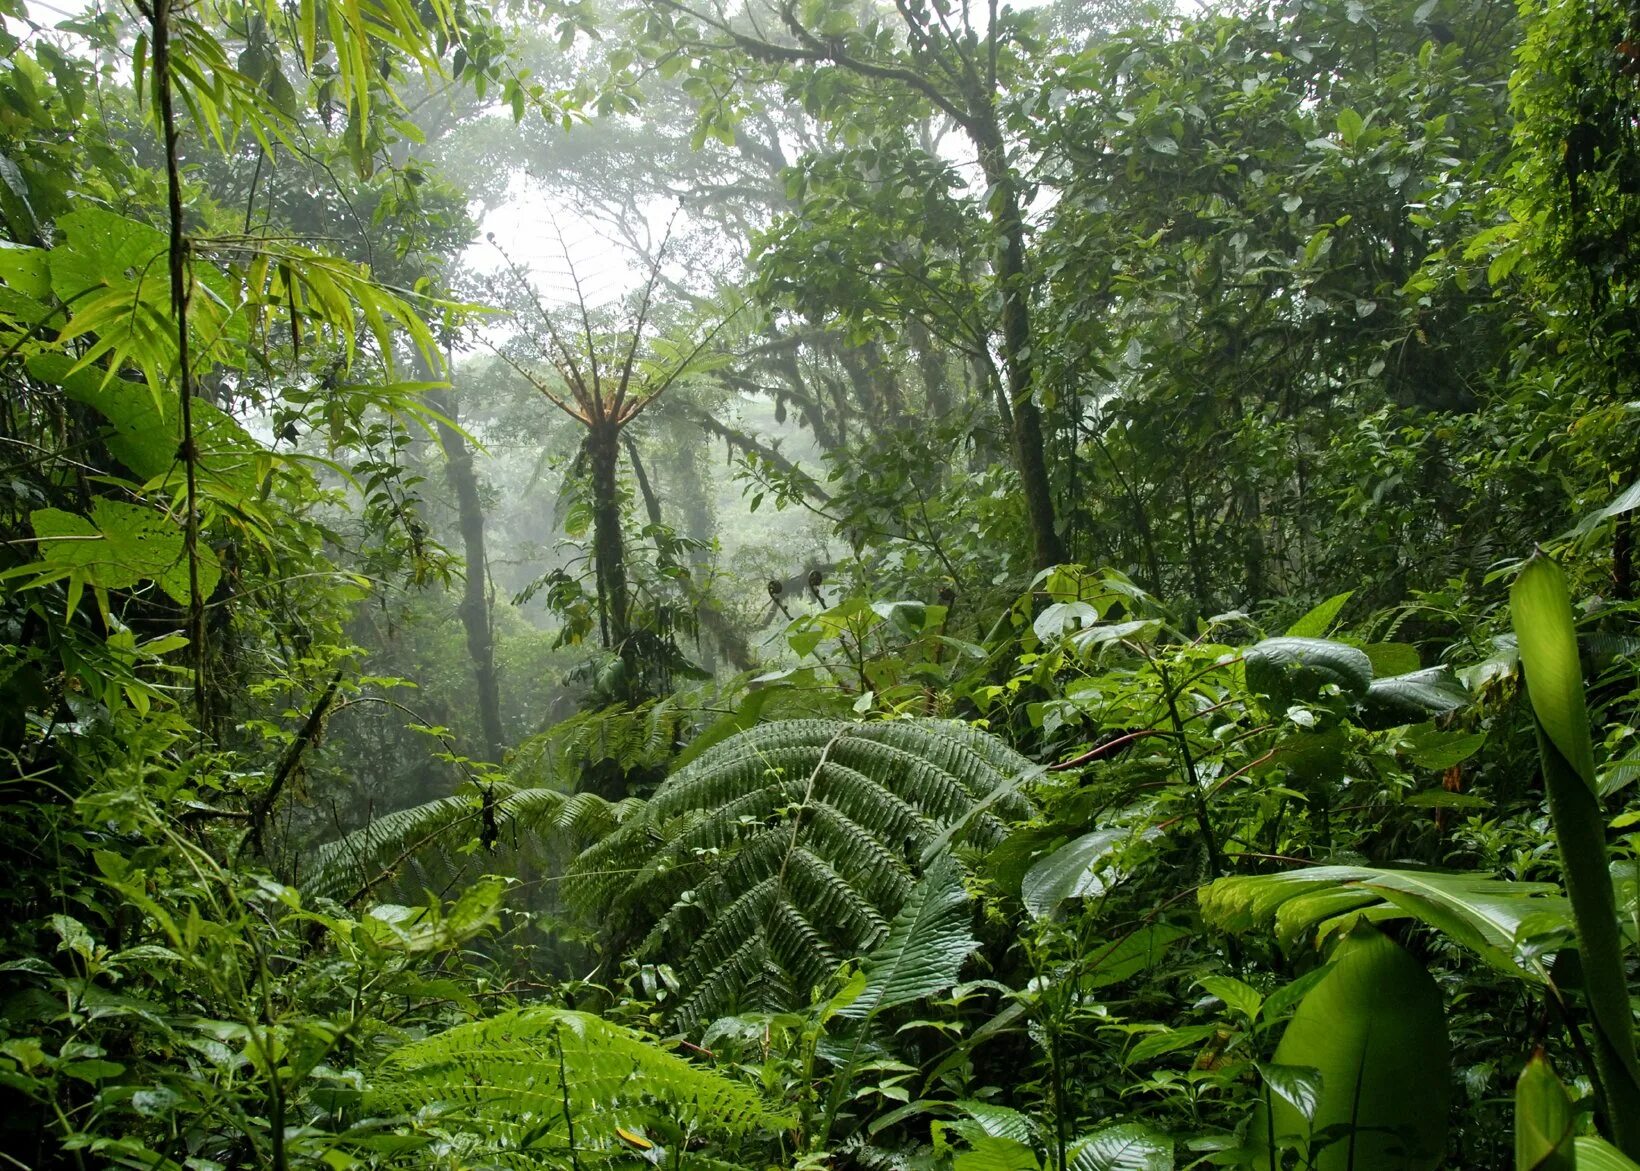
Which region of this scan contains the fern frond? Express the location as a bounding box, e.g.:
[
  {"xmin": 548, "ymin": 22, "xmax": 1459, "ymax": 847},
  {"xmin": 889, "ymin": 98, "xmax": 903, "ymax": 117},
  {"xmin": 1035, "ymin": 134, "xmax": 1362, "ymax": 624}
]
[
  {"xmin": 368, "ymin": 1006, "xmax": 790, "ymax": 1164},
  {"xmin": 302, "ymin": 792, "xmax": 482, "ymax": 903},
  {"xmin": 567, "ymin": 718, "xmax": 1033, "ymax": 1025},
  {"xmin": 840, "ymin": 851, "xmax": 976, "ymax": 1020},
  {"xmin": 510, "ymin": 699, "xmax": 685, "ymax": 790},
  {"xmin": 302, "ymin": 785, "xmax": 629, "ymax": 904}
]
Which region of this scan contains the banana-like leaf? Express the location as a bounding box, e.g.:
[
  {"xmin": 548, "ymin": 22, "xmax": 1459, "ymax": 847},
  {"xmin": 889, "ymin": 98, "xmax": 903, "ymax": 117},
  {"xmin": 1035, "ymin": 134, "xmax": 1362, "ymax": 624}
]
[
  {"xmin": 1199, "ymin": 865, "xmax": 1567, "ymax": 980},
  {"xmin": 1513, "ymin": 556, "xmax": 1597, "ymax": 789},
  {"xmin": 1576, "ymin": 1137, "xmax": 1640, "ymax": 1170},
  {"xmin": 1513, "ymin": 553, "xmax": 1640, "ymax": 1154},
  {"xmin": 1515, "ymin": 1052, "xmax": 1576, "ymax": 1171},
  {"xmin": 1253, "ymin": 926, "xmax": 1449, "ymax": 1171}
]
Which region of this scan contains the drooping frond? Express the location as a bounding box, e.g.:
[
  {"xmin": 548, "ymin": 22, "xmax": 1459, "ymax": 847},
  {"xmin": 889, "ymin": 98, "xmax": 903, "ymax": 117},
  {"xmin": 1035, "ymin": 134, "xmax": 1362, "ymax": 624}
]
[
  {"xmin": 566, "ymin": 718, "xmax": 1033, "ymax": 1026},
  {"xmin": 509, "ymin": 698, "xmax": 685, "ymax": 788},
  {"xmin": 300, "ymin": 784, "xmax": 634, "ymax": 904},
  {"xmin": 840, "ymin": 851, "xmax": 976, "ymax": 1020},
  {"xmin": 367, "ymin": 1005, "xmax": 791, "ymax": 1168},
  {"xmin": 1198, "ymin": 864, "xmax": 1568, "ymax": 978}
]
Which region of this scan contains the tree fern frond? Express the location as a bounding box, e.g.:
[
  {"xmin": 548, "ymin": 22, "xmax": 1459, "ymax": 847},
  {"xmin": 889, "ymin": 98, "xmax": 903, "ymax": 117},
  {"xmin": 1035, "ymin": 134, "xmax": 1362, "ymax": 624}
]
[
  {"xmin": 839, "ymin": 851, "xmax": 976, "ymax": 1020},
  {"xmin": 302, "ymin": 792, "xmax": 482, "ymax": 903},
  {"xmin": 672, "ymin": 935, "xmax": 770, "ymax": 1025},
  {"xmin": 567, "ymin": 718, "xmax": 1033, "ymax": 1025},
  {"xmin": 509, "ymin": 699, "xmax": 686, "ymax": 790},
  {"xmin": 302, "ymin": 785, "xmax": 628, "ymax": 905}
]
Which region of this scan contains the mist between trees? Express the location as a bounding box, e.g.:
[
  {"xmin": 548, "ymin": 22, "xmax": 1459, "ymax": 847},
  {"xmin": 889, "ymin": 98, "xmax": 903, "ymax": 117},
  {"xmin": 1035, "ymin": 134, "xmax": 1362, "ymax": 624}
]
[{"xmin": 2, "ymin": 0, "xmax": 1640, "ymax": 1166}]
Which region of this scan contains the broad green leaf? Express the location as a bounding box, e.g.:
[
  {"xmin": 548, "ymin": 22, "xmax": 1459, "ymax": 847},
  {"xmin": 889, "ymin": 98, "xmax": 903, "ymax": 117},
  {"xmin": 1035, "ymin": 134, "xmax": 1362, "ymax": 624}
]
[
  {"xmin": 1564, "ymin": 478, "xmax": 1640, "ymax": 542},
  {"xmin": 1254, "ymin": 927, "xmax": 1449, "ymax": 1170},
  {"xmin": 28, "ymin": 499, "xmax": 220, "ymax": 609},
  {"xmin": 1021, "ymin": 827, "xmax": 1131, "ymax": 918},
  {"xmin": 1360, "ymin": 668, "xmax": 1470, "ymax": 727},
  {"xmin": 1576, "ymin": 1137, "xmax": 1640, "ymax": 1170},
  {"xmin": 1515, "ymin": 1052, "xmax": 1575, "ymax": 1171},
  {"xmin": 1200, "ymin": 864, "xmax": 1567, "ymax": 979},
  {"xmin": 1083, "ymin": 924, "xmax": 1191, "ymax": 988},
  {"xmin": 1125, "ymin": 1024, "xmax": 1222, "ymax": 1065},
  {"xmin": 1244, "ymin": 637, "xmax": 1372, "ymax": 706},
  {"xmin": 1034, "ymin": 600, "xmax": 1098, "ymax": 642},
  {"xmin": 1511, "ymin": 556, "xmax": 1596, "ymax": 789},
  {"xmin": 1284, "ymin": 591, "xmax": 1352, "ymax": 638},
  {"xmin": 0, "ymin": 239, "xmax": 50, "ymax": 298},
  {"xmin": 1258, "ymin": 1062, "xmax": 1323, "ymax": 1126},
  {"xmin": 1068, "ymin": 1123, "xmax": 1173, "ymax": 1170},
  {"xmin": 1363, "ymin": 642, "xmax": 1422, "ymax": 677},
  {"xmin": 28, "ymin": 354, "xmax": 265, "ymax": 495},
  {"xmin": 1337, "ymin": 107, "xmax": 1365, "ymax": 144},
  {"xmin": 1200, "ymin": 975, "xmax": 1262, "ymax": 1020},
  {"xmin": 1401, "ymin": 727, "xmax": 1488, "ymax": 770}
]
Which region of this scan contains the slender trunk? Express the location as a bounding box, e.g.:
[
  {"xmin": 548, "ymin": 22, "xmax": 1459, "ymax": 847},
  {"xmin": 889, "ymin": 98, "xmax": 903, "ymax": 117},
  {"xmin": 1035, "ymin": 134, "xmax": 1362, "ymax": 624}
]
[
  {"xmin": 972, "ymin": 115, "xmax": 1062, "ymax": 569},
  {"xmin": 427, "ymin": 382, "xmax": 505, "ymax": 764},
  {"xmin": 586, "ymin": 422, "xmax": 630, "ymax": 656}
]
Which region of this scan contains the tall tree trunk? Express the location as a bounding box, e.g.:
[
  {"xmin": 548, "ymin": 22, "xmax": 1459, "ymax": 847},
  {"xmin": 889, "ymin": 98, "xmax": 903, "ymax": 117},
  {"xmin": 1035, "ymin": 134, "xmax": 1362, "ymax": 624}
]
[
  {"xmin": 973, "ymin": 114, "xmax": 1064, "ymax": 570},
  {"xmin": 426, "ymin": 379, "xmax": 505, "ymax": 765},
  {"xmin": 586, "ymin": 421, "xmax": 630, "ymax": 658}
]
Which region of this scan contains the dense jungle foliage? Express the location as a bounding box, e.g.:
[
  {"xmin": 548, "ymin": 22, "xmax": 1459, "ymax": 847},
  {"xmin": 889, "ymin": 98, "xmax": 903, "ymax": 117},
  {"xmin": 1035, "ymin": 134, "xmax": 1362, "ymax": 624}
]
[{"xmin": 3, "ymin": 0, "xmax": 1640, "ymax": 1163}]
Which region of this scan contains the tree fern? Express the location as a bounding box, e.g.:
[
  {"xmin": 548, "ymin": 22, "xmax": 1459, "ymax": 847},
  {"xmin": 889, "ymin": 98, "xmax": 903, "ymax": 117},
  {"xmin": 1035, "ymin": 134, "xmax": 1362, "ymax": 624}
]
[
  {"xmin": 367, "ymin": 1005, "xmax": 790, "ymax": 1167},
  {"xmin": 567, "ymin": 718, "xmax": 1033, "ymax": 1026}
]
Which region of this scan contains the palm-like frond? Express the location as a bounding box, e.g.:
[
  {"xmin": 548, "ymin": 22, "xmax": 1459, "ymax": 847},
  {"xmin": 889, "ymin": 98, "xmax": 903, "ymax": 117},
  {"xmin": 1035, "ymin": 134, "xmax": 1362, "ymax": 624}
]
[
  {"xmin": 566, "ymin": 718, "xmax": 1033, "ymax": 1026},
  {"xmin": 367, "ymin": 1006, "xmax": 790, "ymax": 1167},
  {"xmin": 509, "ymin": 698, "xmax": 684, "ymax": 788}
]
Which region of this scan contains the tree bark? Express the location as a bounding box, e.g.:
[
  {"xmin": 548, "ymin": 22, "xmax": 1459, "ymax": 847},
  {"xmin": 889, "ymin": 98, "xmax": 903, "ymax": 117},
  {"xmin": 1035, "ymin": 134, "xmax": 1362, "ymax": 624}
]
[
  {"xmin": 973, "ymin": 116, "xmax": 1064, "ymax": 569},
  {"xmin": 586, "ymin": 421, "xmax": 631, "ymax": 658},
  {"xmin": 427, "ymin": 382, "xmax": 506, "ymax": 765}
]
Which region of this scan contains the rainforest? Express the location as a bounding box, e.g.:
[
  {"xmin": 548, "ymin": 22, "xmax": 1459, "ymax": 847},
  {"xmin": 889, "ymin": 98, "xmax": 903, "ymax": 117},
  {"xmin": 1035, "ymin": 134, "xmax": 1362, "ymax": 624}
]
[{"xmin": 1, "ymin": 0, "xmax": 1638, "ymax": 1165}]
